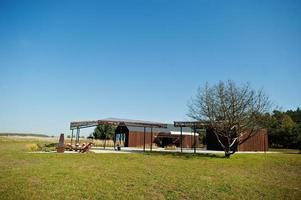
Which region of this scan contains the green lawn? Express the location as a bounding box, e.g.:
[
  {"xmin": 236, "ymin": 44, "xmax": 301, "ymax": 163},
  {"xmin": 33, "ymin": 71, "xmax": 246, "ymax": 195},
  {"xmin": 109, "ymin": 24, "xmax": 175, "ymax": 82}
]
[{"xmin": 0, "ymin": 137, "xmax": 300, "ymax": 200}]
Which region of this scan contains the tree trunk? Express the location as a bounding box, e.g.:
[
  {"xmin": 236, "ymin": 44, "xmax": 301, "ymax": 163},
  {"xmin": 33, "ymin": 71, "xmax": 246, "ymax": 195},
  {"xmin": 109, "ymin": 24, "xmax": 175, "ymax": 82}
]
[
  {"xmin": 225, "ymin": 148, "xmax": 231, "ymax": 158},
  {"xmin": 104, "ymin": 139, "xmax": 106, "ymax": 149},
  {"xmin": 225, "ymin": 136, "xmax": 231, "ymax": 158}
]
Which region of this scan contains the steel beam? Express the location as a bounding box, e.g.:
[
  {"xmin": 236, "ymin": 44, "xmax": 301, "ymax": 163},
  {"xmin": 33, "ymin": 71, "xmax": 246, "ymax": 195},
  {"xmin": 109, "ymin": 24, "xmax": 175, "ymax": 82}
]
[{"xmin": 174, "ymin": 121, "xmax": 207, "ymax": 128}]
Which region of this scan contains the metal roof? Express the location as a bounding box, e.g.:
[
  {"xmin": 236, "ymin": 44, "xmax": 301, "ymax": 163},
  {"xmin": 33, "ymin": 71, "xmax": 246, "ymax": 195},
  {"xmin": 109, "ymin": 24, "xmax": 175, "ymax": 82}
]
[
  {"xmin": 174, "ymin": 121, "xmax": 208, "ymax": 128},
  {"xmin": 127, "ymin": 124, "xmax": 193, "ymax": 133},
  {"xmin": 70, "ymin": 117, "xmax": 167, "ymax": 129}
]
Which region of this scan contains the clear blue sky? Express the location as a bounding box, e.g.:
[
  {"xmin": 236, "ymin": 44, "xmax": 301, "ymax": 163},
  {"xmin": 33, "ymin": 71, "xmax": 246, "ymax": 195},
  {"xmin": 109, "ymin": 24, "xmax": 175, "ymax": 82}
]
[{"xmin": 0, "ymin": 0, "xmax": 300, "ymax": 135}]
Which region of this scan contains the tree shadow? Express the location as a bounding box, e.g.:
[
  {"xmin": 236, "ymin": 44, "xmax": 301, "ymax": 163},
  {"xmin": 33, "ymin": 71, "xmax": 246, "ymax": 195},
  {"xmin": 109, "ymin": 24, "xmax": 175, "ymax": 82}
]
[
  {"xmin": 281, "ymin": 152, "xmax": 301, "ymax": 155},
  {"xmin": 142, "ymin": 151, "xmax": 225, "ymax": 159}
]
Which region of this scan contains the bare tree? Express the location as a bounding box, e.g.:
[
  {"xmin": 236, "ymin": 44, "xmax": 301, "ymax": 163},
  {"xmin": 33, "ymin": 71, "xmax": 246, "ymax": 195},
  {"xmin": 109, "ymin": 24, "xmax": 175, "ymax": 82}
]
[{"xmin": 188, "ymin": 80, "xmax": 270, "ymax": 158}]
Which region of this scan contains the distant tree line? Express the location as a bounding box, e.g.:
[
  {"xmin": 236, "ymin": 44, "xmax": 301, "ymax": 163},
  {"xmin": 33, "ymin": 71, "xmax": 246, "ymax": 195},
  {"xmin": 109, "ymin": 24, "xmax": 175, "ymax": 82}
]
[
  {"xmin": 0, "ymin": 133, "xmax": 49, "ymax": 137},
  {"xmin": 261, "ymin": 108, "xmax": 301, "ymax": 150}
]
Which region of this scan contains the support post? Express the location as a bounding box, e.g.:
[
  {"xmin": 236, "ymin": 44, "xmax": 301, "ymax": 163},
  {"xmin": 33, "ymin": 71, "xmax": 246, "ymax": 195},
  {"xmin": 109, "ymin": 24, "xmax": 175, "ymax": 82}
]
[
  {"xmin": 180, "ymin": 126, "xmax": 183, "ymax": 153},
  {"xmin": 194, "ymin": 126, "xmax": 196, "ymax": 154},
  {"xmin": 143, "ymin": 127, "xmax": 146, "ymax": 152},
  {"xmin": 150, "ymin": 127, "xmax": 153, "ymax": 152},
  {"xmin": 75, "ymin": 129, "xmax": 77, "ymax": 143},
  {"xmin": 113, "ymin": 132, "xmax": 116, "ymax": 150},
  {"xmin": 263, "ymin": 132, "xmax": 266, "ymax": 158},
  {"xmin": 191, "ymin": 131, "xmax": 193, "ymax": 148},
  {"xmin": 76, "ymin": 128, "xmax": 80, "ymax": 144},
  {"xmin": 71, "ymin": 129, "xmax": 74, "ymax": 145}
]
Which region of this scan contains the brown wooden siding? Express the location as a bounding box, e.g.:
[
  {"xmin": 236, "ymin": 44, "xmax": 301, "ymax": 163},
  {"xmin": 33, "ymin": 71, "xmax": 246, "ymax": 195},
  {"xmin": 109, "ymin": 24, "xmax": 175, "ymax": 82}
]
[
  {"xmin": 128, "ymin": 132, "xmax": 158, "ymax": 147},
  {"xmin": 239, "ymin": 129, "xmax": 268, "ymax": 151},
  {"xmin": 128, "ymin": 131, "xmax": 199, "ymax": 148},
  {"xmin": 206, "ymin": 129, "xmax": 268, "ymax": 151}
]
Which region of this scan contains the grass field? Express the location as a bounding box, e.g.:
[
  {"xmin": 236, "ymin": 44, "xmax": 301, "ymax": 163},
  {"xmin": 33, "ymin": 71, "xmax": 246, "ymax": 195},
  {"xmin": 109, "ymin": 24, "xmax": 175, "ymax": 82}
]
[{"xmin": 0, "ymin": 137, "xmax": 300, "ymax": 200}]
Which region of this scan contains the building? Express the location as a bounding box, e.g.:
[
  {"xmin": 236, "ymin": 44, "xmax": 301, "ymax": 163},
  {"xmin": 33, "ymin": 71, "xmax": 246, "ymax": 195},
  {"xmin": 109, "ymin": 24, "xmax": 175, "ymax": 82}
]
[
  {"xmin": 70, "ymin": 118, "xmax": 267, "ymax": 151},
  {"xmin": 70, "ymin": 118, "xmax": 199, "ymax": 149},
  {"xmin": 125, "ymin": 124, "xmax": 199, "ymax": 148},
  {"xmin": 206, "ymin": 128, "xmax": 268, "ymax": 151}
]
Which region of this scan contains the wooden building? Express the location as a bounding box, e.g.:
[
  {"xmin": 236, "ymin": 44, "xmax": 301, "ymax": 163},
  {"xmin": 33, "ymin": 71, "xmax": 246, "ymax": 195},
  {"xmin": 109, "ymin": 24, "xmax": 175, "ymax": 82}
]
[
  {"xmin": 125, "ymin": 126, "xmax": 199, "ymax": 148},
  {"xmin": 70, "ymin": 118, "xmax": 199, "ymax": 149},
  {"xmin": 70, "ymin": 118, "xmax": 267, "ymax": 152},
  {"xmin": 206, "ymin": 129, "xmax": 268, "ymax": 151},
  {"xmin": 174, "ymin": 121, "xmax": 269, "ymax": 152}
]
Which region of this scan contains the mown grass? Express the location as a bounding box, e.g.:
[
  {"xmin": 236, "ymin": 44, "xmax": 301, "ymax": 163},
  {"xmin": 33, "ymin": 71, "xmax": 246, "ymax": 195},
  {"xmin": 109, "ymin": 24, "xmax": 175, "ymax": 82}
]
[{"xmin": 0, "ymin": 137, "xmax": 300, "ymax": 200}]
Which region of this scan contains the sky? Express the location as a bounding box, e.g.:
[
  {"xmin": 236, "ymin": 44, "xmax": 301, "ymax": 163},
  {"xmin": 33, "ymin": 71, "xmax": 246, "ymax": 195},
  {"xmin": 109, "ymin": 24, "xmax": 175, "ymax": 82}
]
[{"xmin": 0, "ymin": 0, "xmax": 300, "ymax": 136}]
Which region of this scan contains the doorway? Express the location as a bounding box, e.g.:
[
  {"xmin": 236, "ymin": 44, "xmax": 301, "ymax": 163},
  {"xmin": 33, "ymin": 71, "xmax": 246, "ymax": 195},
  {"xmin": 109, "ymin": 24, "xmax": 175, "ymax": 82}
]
[{"xmin": 114, "ymin": 124, "xmax": 129, "ymax": 148}]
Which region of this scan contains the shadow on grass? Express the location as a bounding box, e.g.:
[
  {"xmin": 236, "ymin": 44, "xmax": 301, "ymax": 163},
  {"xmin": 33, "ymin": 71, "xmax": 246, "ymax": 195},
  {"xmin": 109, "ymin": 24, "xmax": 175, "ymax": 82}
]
[
  {"xmin": 281, "ymin": 152, "xmax": 301, "ymax": 155},
  {"xmin": 142, "ymin": 151, "xmax": 226, "ymax": 159},
  {"xmin": 268, "ymin": 148, "xmax": 301, "ymax": 154}
]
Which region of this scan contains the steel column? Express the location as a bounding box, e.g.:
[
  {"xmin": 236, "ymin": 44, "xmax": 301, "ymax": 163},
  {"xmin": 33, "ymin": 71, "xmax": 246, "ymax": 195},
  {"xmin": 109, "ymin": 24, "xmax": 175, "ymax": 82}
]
[
  {"xmin": 76, "ymin": 128, "xmax": 80, "ymax": 144},
  {"xmin": 143, "ymin": 127, "xmax": 146, "ymax": 152},
  {"xmin": 193, "ymin": 126, "xmax": 196, "ymax": 154},
  {"xmin": 150, "ymin": 127, "xmax": 153, "ymax": 151},
  {"xmin": 180, "ymin": 126, "xmax": 183, "ymax": 153},
  {"xmin": 191, "ymin": 132, "xmax": 193, "ymax": 148},
  {"xmin": 113, "ymin": 132, "xmax": 116, "ymax": 150},
  {"xmin": 71, "ymin": 129, "xmax": 74, "ymax": 145}
]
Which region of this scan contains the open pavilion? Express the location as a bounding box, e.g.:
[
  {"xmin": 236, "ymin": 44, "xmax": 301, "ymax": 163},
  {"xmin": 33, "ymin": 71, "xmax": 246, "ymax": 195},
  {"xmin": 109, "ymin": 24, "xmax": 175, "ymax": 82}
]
[{"xmin": 70, "ymin": 118, "xmax": 168, "ymax": 152}]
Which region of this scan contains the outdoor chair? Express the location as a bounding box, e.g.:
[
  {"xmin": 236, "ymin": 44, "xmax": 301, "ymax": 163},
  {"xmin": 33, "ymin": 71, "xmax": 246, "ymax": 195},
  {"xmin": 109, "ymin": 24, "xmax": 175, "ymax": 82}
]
[{"xmin": 79, "ymin": 142, "xmax": 93, "ymax": 153}]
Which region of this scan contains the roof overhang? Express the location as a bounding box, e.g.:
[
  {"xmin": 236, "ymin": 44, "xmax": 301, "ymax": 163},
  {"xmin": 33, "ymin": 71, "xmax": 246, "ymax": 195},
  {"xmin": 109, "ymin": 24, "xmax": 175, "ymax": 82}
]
[
  {"xmin": 70, "ymin": 118, "xmax": 167, "ymax": 130},
  {"xmin": 174, "ymin": 121, "xmax": 208, "ymax": 128}
]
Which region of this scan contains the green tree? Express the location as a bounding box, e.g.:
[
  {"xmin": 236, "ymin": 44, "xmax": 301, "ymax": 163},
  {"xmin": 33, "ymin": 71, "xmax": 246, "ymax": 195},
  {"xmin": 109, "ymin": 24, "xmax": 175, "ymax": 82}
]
[
  {"xmin": 286, "ymin": 107, "xmax": 301, "ymax": 124},
  {"xmin": 87, "ymin": 134, "xmax": 94, "ymax": 139},
  {"xmin": 93, "ymin": 124, "xmax": 116, "ymax": 149},
  {"xmin": 266, "ymin": 109, "xmax": 301, "ymax": 149},
  {"xmin": 292, "ymin": 124, "xmax": 301, "ymax": 150}
]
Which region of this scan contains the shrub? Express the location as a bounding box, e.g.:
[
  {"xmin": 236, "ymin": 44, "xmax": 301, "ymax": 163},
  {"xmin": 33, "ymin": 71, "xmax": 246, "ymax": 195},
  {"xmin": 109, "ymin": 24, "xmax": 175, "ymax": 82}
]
[
  {"xmin": 26, "ymin": 143, "xmax": 39, "ymax": 151},
  {"xmin": 164, "ymin": 145, "xmax": 177, "ymax": 150},
  {"xmin": 136, "ymin": 143, "xmax": 158, "ymax": 149},
  {"xmin": 40, "ymin": 143, "xmax": 57, "ymax": 152}
]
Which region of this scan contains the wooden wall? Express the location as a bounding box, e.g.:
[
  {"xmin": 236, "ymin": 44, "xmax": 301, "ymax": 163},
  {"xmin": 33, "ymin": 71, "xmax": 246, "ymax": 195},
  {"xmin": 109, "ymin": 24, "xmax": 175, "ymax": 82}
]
[
  {"xmin": 181, "ymin": 135, "xmax": 199, "ymax": 148},
  {"xmin": 206, "ymin": 129, "xmax": 268, "ymax": 151},
  {"xmin": 128, "ymin": 131, "xmax": 199, "ymax": 148},
  {"xmin": 128, "ymin": 132, "xmax": 158, "ymax": 147},
  {"xmin": 239, "ymin": 129, "xmax": 268, "ymax": 151}
]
